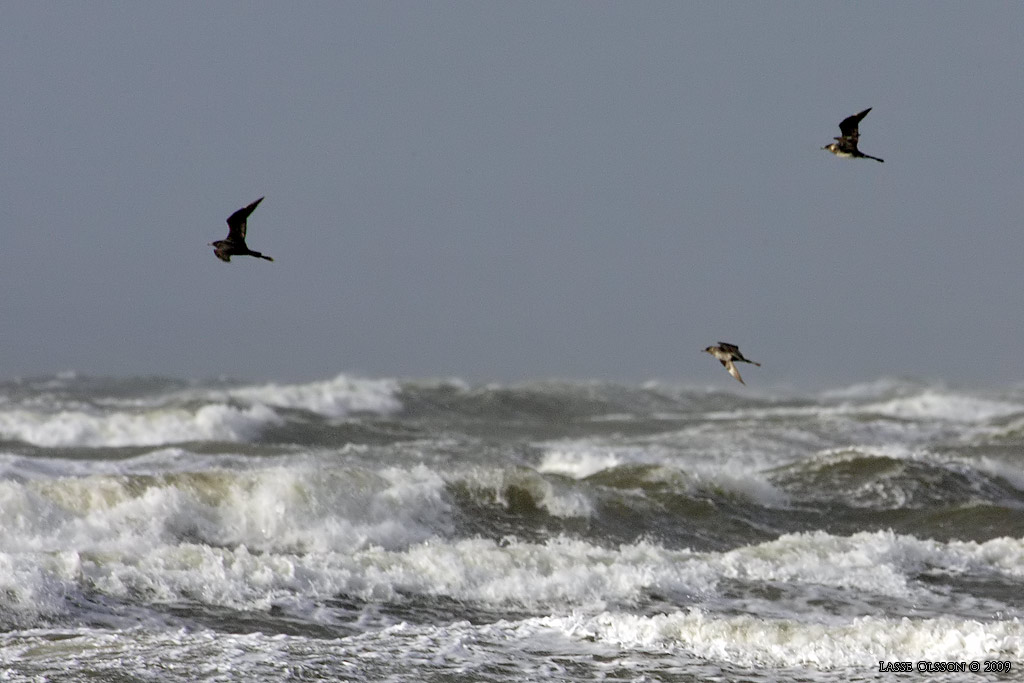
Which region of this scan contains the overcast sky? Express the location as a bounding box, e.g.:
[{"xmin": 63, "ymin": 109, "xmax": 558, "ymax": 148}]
[{"xmin": 1, "ymin": 2, "xmax": 1022, "ymax": 388}]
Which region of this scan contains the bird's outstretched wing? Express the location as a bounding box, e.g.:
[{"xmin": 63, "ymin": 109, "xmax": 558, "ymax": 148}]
[
  {"xmin": 721, "ymin": 359, "xmax": 744, "ymax": 384},
  {"xmin": 837, "ymin": 108, "xmax": 871, "ymax": 141},
  {"xmin": 226, "ymin": 196, "xmax": 264, "ymax": 240},
  {"xmin": 717, "ymin": 342, "xmax": 740, "ymax": 355}
]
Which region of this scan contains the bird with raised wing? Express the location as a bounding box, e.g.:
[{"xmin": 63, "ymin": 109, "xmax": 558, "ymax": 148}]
[
  {"xmin": 703, "ymin": 342, "xmax": 761, "ymax": 385},
  {"xmin": 822, "ymin": 108, "xmax": 884, "ymax": 163},
  {"xmin": 210, "ymin": 197, "xmax": 274, "ymax": 262}
]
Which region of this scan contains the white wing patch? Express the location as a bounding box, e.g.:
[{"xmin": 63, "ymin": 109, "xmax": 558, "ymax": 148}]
[{"xmin": 724, "ymin": 360, "xmax": 744, "ymax": 384}]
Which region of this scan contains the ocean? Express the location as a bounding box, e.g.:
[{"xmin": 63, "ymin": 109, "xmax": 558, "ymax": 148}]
[{"xmin": 0, "ymin": 372, "xmax": 1022, "ymax": 681}]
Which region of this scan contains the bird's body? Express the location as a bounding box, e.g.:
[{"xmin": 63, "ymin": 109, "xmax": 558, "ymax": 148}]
[
  {"xmin": 822, "ymin": 108, "xmax": 884, "ymax": 163},
  {"xmin": 210, "ymin": 197, "xmax": 273, "ymax": 262},
  {"xmin": 703, "ymin": 342, "xmax": 761, "ymax": 385}
]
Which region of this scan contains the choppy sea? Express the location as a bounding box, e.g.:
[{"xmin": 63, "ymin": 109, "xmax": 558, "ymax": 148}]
[{"xmin": 1, "ymin": 372, "xmax": 1023, "ymax": 681}]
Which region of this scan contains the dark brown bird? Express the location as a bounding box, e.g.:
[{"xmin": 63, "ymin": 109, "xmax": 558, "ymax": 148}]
[
  {"xmin": 822, "ymin": 108, "xmax": 884, "ymax": 163},
  {"xmin": 703, "ymin": 342, "xmax": 761, "ymax": 385},
  {"xmin": 210, "ymin": 197, "xmax": 273, "ymax": 262}
]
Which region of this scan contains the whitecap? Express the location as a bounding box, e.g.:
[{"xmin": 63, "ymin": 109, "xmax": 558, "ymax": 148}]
[
  {"xmin": 221, "ymin": 373, "xmax": 401, "ymax": 418},
  {"xmin": 857, "ymin": 391, "xmax": 1023, "ymax": 423},
  {"xmin": 566, "ymin": 609, "xmax": 1024, "ymax": 668},
  {"xmin": 0, "ymin": 402, "xmax": 280, "ymax": 448}
]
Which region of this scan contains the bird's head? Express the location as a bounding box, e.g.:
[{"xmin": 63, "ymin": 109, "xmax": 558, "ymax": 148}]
[{"xmin": 702, "ymin": 346, "xmax": 715, "ymax": 354}]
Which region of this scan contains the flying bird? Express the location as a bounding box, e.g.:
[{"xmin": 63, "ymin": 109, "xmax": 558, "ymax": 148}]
[
  {"xmin": 210, "ymin": 197, "xmax": 274, "ymax": 262},
  {"xmin": 703, "ymin": 342, "xmax": 761, "ymax": 385},
  {"xmin": 822, "ymin": 108, "xmax": 884, "ymax": 162}
]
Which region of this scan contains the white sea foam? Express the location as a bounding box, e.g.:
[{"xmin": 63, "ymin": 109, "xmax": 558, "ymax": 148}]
[
  {"xmin": 0, "ymin": 461, "xmax": 451, "ymax": 557},
  {"xmin": 811, "ymin": 443, "xmax": 922, "ymax": 462},
  {"xmin": 220, "ymin": 373, "xmax": 402, "ymax": 418},
  {"xmin": 971, "ymin": 455, "xmax": 1024, "ymax": 492},
  {"xmin": 459, "ymin": 466, "xmax": 595, "ymax": 519},
  {"xmin": 3, "ymin": 509, "xmax": 1024, "ymax": 683},
  {"xmin": 8, "ymin": 479, "xmax": 1024, "ymax": 624},
  {"xmin": 685, "ymin": 388, "xmax": 1024, "ymax": 458},
  {"xmin": 0, "ymin": 551, "xmax": 76, "ymax": 629},
  {"xmin": 4, "ymin": 375, "xmax": 1023, "ymax": 682},
  {"xmin": 818, "ymin": 377, "xmax": 920, "ymax": 401},
  {"xmin": 10, "ymin": 458, "xmax": 1014, "ymax": 614},
  {"xmin": 0, "ymin": 373, "xmax": 401, "ymax": 448},
  {"xmin": 700, "ymin": 387, "xmax": 1022, "ymax": 427},
  {"xmin": 0, "ymin": 402, "xmax": 281, "ymax": 447},
  {"xmin": 561, "ymin": 609, "xmax": 1024, "ymax": 668},
  {"xmin": 986, "ymin": 414, "xmax": 1024, "ymax": 440},
  {"xmin": 3, "ymin": 612, "xmax": 1019, "ymax": 682},
  {"xmin": 856, "ymin": 391, "xmax": 1022, "ymax": 423},
  {"xmin": 537, "ymin": 446, "xmax": 626, "ymax": 478},
  {"xmin": 536, "ymin": 441, "xmax": 787, "ymax": 506}
]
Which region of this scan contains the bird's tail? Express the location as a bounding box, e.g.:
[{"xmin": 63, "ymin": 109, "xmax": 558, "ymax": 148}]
[
  {"xmin": 256, "ymin": 253, "xmax": 274, "ymax": 262},
  {"xmin": 865, "ymin": 154, "xmax": 884, "ymax": 163}
]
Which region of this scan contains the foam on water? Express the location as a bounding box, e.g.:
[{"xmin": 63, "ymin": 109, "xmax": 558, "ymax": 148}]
[
  {"xmin": 216, "ymin": 373, "xmax": 402, "ymax": 418},
  {"xmin": 2, "ymin": 374, "xmax": 1023, "ymax": 681},
  {"xmin": 0, "ymin": 403, "xmax": 281, "ymax": 448},
  {"xmin": 0, "ymin": 461, "xmax": 451, "ymax": 556},
  {"xmin": 561, "ymin": 609, "xmax": 1024, "ymax": 669},
  {"xmin": 856, "ymin": 390, "xmax": 1023, "ymax": 423},
  {"xmin": 3, "ymin": 611, "xmax": 1020, "ymax": 682},
  {"xmin": 700, "ymin": 386, "xmax": 1022, "ymax": 427},
  {"xmin": 0, "ymin": 373, "xmax": 402, "ymax": 447},
  {"xmin": 818, "ymin": 377, "xmax": 922, "ymax": 401},
  {"xmin": 3, "ymin": 514, "xmax": 1024, "ymax": 681},
  {"xmin": 972, "ymin": 455, "xmax": 1024, "ymax": 493},
  {"xmin": 0, "ymin": 628, "xmax": 339, "ymax": 682},
  {"xmin": 537, "ymin": 447, "xmax": 625, "ymax": 479},
  {"xmin": 5, "ymin": 471, "xmax": 1024, "ymax": 624},
  {"xmin": 543, "ymin": 385, "xmax": 1024, "ymax": 485},
  {"xmin": 463, "ymin": 466, "xmax": 596, "ymax": 518},
  {"xmin": 812, "ymin": 389, "xmax": 1024, "ymax": 449},
  {"xmin": 536, "ymin": 441, "xmax": 788, "ymax": 507}
]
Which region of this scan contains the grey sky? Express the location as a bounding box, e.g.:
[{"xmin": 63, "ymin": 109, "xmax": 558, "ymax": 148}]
[{"xmin": 2, "ymin": 3, "xmax": 1022, "ymax": 387}]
